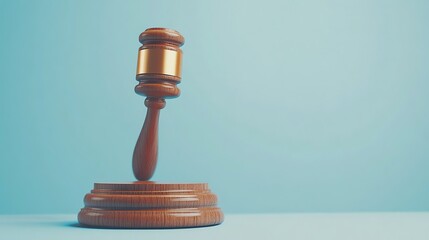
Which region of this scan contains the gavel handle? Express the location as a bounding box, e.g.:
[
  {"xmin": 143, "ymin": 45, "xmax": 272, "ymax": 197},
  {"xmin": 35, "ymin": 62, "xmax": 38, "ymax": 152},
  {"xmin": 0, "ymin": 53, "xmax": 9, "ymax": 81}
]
[{"xmin": 132, "ymin": 97, "xmax": 166, "ymax": 181}]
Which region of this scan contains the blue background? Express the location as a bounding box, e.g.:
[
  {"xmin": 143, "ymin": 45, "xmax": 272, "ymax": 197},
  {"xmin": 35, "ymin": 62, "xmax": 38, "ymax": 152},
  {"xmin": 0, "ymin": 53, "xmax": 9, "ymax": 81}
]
[{"xmin": 1, "ymin": 0, "xmax": 428, "ymax": 214}]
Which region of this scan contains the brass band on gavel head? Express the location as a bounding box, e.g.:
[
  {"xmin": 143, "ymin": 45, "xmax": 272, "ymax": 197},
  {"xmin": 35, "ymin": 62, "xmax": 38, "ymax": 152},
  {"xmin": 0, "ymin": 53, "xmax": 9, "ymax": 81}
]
[{"xmin": 136, "ymin": 28, "xmax": 185, "ymax": 82}]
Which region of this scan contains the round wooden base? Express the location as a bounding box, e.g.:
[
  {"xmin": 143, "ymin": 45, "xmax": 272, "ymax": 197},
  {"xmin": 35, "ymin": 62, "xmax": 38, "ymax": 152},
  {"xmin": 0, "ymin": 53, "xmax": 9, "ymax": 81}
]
[{"xmin": 78, "ymin": 181, "xmax": 224, "ymax": 228}]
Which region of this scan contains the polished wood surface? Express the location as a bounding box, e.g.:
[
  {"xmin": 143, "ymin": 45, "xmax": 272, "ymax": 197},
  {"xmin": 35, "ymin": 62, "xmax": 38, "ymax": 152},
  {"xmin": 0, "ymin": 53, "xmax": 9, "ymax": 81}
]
[
  {"xmin": 133, "ymin": 28, "xmax": 184, "ymax": 181},
  {"xmin": 78, "ymin": 28, "xmax": 223, "ymax": 229},
  {"xmin": 78, "ymin": 182, "xmax": 224, "ymax": 228},
  {"xmin": 132, "ymin": 98, "xmax": 165, "ymax": 181}
]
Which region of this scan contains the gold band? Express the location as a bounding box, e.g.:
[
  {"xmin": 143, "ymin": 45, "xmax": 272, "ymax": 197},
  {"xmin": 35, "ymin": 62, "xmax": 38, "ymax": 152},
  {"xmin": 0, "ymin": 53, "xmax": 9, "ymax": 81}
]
[{"xmin": 136, "ymin": 48, "xmax": 182, "ymax": 78}]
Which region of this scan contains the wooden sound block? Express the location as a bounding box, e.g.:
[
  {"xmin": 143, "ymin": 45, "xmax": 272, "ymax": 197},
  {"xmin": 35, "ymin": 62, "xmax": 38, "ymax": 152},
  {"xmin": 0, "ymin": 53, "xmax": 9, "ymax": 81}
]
[{"xmin": 78, "ymin": 181, "xmax": 224, "ymax": 228}]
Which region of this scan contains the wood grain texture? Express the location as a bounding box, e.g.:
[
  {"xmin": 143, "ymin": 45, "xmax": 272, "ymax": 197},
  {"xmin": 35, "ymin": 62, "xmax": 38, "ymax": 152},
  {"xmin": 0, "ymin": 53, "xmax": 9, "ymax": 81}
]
[
  {"xmin": 77, "ymin": 28, "xmax": 224, "ymax": 229},
  {"xmin": 132, "ymin": 28, "xmax": 184, "ymax": 181},
  {"xmin": 78, "ymin": 182, "xmax": 224, "ymax": 228},
  {"xmin": 132, "ymin": 98, "xmax": 165, "ymax": 180}
]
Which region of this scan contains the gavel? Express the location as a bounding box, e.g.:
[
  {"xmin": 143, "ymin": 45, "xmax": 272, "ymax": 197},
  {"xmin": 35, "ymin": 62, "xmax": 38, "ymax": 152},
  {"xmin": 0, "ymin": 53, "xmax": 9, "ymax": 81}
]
[
  {"xmin": 132, "ymin": 28, "xmax": 184, "ymax": 181},
  {"xmin": 78, "ymin": 28, "xmax": 223, "ymax": 228}
]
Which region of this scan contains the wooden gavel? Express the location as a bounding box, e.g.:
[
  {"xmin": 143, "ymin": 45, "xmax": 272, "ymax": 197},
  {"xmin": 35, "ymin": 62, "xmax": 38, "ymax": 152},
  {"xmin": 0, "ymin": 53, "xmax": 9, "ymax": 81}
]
[
  {"xmin": 132, "ymin": 28, "xmax": 184, "ymax": 181},
  {"xmin": 78, "ymin": 28, "xmax": 223, "ymax": 228}
]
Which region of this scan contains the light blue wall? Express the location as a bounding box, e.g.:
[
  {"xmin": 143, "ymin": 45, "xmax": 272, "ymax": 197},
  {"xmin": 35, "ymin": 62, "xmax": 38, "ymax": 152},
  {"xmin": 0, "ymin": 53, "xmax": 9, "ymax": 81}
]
[{"xmin": 1, "ymin": 0, "xmax": 428, "ymax": 214}]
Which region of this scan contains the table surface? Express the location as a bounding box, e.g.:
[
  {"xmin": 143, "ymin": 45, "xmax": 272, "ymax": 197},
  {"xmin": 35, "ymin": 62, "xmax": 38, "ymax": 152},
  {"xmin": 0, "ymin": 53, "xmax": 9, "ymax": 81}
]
[{"xmin": 1, "ymin": 212, "xmax": 428, "ymax": 240}]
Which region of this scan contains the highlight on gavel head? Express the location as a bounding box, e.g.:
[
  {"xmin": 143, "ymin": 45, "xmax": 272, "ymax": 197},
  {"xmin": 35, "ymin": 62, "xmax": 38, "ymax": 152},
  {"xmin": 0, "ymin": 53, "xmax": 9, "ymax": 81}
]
[{"xmin": 135, "ymin": 28, "xmax": 185, "ymax": 99}]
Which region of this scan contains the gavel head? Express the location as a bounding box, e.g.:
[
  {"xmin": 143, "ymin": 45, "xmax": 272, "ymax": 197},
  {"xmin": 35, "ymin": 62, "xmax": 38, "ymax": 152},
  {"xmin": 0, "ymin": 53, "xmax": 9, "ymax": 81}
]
[{"xmin": 135, "ymin": 28, "xmax": 185, "ymax": 100}]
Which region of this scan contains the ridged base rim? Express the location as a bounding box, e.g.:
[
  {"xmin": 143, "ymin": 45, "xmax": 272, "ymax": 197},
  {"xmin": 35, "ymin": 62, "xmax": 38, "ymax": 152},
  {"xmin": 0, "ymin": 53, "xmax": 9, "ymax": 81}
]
[
  {"xmin": 77, "ymin": 182, "xmax": 224, "ymax": 229},
  {"xmin": 78, "ymin": 207, "xmax": 224, "ymax": 229}
]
